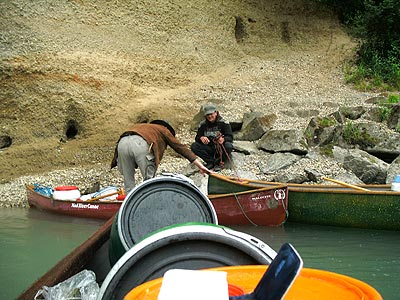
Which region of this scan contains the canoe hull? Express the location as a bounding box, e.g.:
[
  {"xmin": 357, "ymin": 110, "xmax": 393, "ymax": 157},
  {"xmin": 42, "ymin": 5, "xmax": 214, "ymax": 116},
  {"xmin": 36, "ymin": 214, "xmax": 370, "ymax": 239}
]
[
  {"xmin": 287, "ymin": 188, "xmax": 400, "ymax": 230},
  {"xmin": 208, "ymin": 186, "xmax": 288, "ymax": 226},
  {"xmin": 26, "ymin": 185, "xmax": 122, "ymax": 220},
  {"xmin": 208, "ymin": 174, "xmax": 400, "ymax": 231}
]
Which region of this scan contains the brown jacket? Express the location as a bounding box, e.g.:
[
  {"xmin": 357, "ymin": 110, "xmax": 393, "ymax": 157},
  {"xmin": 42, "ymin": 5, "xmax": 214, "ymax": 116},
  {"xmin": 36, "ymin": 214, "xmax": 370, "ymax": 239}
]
[{"xmin": 111, "ymin": 123, "xmax": 197, "ymax": 168}]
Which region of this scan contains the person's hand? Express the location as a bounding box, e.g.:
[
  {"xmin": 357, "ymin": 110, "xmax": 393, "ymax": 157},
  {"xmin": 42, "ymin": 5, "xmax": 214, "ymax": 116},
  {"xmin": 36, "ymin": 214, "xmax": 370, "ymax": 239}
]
[
  {"xmin": 216, "ymin": 136, "xmax": 224, "ymax": 144},
  {"xmin": 199, "ymin": 165, "xmax": 213, "ymax": 176},
  {"xmin": 200, "ymin": 136, "xmax": 210, "ymax": 144},
  {"xmin": 193, "ymin": 158, "xmax": 214, "ymax": 176}
]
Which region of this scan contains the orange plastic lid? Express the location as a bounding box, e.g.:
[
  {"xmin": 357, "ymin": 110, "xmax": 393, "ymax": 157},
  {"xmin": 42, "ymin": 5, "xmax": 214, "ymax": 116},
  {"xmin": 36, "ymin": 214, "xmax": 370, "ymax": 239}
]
[
  {"xmin": 123, "ymin": 266, "xmax": 383, "ymax": 300},
  {"xmin": 54, "ymin": 186, "xmax": 79, "ymax": 191}
]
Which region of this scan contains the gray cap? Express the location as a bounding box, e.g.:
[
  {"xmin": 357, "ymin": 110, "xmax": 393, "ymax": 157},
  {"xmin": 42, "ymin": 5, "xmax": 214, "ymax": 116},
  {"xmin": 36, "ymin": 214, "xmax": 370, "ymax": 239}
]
[{"xmin": 203, "ymin": 103, "xmax": 217, "ymax": 116}]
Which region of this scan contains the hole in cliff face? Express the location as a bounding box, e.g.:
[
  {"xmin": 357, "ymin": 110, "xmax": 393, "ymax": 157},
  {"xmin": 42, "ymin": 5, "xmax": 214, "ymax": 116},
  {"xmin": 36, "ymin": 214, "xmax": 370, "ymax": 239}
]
[
  {"xmin": 235, "ymin": 16, "xmax": 247, "ymax": 42},
  {"xmin": 66, "ymin": 120, "xmax": 79, "ymax": 139},
  {"xmin": 281, "ymin": 21, "xmax": 291, "ymax": 44},
  {"xmin": 0, "ymin": 135, "xmax": 12, "ymax": 149}
]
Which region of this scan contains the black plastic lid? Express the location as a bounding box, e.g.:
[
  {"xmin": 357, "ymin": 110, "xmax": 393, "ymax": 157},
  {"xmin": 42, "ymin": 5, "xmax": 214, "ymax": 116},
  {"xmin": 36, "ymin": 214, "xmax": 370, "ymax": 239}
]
[{"xmin": 118, "ymin": 175, "xmax": 218, "ymax": 249}]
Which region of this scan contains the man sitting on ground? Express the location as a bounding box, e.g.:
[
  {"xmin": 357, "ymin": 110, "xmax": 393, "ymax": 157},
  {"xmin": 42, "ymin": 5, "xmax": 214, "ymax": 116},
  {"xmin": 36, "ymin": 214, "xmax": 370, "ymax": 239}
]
[{"xmin": 191, "ymin": 103, "xmax": 233, "ymax": 171}]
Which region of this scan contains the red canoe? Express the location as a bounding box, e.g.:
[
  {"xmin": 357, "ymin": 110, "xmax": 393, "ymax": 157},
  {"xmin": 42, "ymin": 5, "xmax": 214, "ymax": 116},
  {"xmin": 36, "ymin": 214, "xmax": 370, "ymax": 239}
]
[
  {"xmin": 208, "ymin": 184, "xmax": 289, "ymax": 226},
  {"xmin": 26, "ymin": 181, "xmax": 289, "ymax": 226},
  {"xmin": 26, "ymin": 185, "xmax": 123, "ymax": 220}
]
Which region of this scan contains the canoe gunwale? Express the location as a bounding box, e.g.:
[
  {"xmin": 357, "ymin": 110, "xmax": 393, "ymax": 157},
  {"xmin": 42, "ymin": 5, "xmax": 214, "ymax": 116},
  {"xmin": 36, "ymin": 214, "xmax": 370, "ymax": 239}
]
[
  {"xmin": 207, "ymin": 184, "xmax": 287, "ymax": 199},
  {"xmin": 209, "ymin": 174, "xmax": 399, "ymax": 195}
]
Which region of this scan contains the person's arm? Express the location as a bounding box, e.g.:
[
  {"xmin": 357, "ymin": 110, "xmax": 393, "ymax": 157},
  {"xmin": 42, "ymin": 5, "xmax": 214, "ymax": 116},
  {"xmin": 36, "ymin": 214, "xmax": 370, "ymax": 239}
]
[
  {"xmin": 194, "ymin": 122, "xmax": 205, "ymax": 143},
  {"xmin": 193, "ymin": 158, "xmax": 213, "ymax": 175},
  {"xmin": 220, "ymin": 121, "xmax": 233, "ymax": 143},
  {"xmin": 166, "ymin": 135, "xmax": 212, "ymax": 176}
]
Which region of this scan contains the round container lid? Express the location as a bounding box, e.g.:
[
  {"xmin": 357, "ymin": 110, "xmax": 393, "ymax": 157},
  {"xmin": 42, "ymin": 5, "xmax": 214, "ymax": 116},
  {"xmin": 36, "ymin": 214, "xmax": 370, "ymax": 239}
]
[
  {"xmin": 98, "ymin": 223, "xmax": 277, "ymax": 300},
  {"xmin": 117, "ymin": 175, "xmax": 218, "ymax": 250},
  {"xmin": 54, "ymin": 185, "xmax": 79, "ymax": 191}
]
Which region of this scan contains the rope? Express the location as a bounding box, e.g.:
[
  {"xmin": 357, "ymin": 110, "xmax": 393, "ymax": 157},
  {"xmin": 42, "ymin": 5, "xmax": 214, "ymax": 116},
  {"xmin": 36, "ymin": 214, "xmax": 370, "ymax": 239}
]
[
  {"xmin": 281, "ymin": 196, "xmax": 289, "ymax": 225},
  {"xmin": 214, "ymin": 141, "xmax": 224, "ymax": 165},
  {"xmin": 214, "ymin": 140, "xmax": 241, "ymax": 179},
  {"xmin": 233, "ymin": 193, "xmax": 258, "ymax": 226}
]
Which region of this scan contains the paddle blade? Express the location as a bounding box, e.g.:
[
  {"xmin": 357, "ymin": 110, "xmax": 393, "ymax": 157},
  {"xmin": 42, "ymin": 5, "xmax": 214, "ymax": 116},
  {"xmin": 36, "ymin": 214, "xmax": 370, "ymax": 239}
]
[{"xmin": 229, "ymin": 243, "xmax": 303, "ymax": 300}]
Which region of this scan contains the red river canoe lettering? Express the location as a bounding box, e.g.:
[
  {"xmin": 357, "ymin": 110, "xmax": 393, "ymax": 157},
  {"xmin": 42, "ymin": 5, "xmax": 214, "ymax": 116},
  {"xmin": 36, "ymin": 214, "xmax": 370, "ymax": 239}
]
[
  {"xmin": 251, "ymin": 194, "xmax": 271, "ymax": 201},
  {"xmin": 71, "ymin": 203, "xmax": 99, "ymax": 209}
]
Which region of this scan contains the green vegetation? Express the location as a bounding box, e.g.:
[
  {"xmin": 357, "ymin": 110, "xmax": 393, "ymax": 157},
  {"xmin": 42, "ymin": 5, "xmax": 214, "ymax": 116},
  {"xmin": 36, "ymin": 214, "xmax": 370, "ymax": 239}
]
[
  {"xmin": 318, "ymin": 116, "xmax": 337, "ymax": 127},
  {"xmin": 343, "ymin": 121, "xmax": 377, "ymax": 146},
  {"xmin": 319, "ymin": 144, "xmax": 334, "ymax": 157},
  {"xmin": 304, "ymin": 128, "xmax": 313, "ymax": 140},
  {"xmin": 343, "ymin": 121, "xmax": 361, "ymax": 144},
  {"xmin": 314, "ymin": 0, "xmax": 400, "ymax": 90},
  {"xmin": 378, "ymin": 94, "xmax": 400, "ymax": 121}
]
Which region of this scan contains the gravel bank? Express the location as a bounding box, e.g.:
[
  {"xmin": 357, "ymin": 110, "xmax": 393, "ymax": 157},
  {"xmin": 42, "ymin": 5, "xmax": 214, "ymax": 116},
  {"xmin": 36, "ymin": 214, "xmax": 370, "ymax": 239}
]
[
  {"xmin": 0, "ymin": 1, "xmax": 379, "ymax": 207},
  {"xmin": 0, "ymin": 54, "xmax": 376, "ymax": 208}
]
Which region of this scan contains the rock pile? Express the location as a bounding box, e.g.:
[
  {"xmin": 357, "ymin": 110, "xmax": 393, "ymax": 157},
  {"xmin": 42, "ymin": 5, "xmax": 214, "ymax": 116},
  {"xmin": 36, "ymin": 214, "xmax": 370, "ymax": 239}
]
[{"xmin": 220, "ymin": 98, "xmax": 400, "ymax": 185}]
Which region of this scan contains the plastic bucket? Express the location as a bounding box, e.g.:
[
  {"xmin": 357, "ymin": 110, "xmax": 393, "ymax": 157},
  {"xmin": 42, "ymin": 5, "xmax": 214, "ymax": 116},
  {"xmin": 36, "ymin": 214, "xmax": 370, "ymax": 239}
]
[
  {"xmin": 53, "ymin": 186, "xmax": 81, "ymax": 201},
  {"xmin": 123, "ymin": 265, "xmax": 382, "ymax": 300},
  {"xmin": 98, "ymin": 223, "xmax": 277, "ymax": 300},
  {"xmin": 391, "ymin": 175, "xmax": 400, "ymax": 192},
  {"xmin": 109, "ymin": 175, "xmax": 218, "ymax": 265}
]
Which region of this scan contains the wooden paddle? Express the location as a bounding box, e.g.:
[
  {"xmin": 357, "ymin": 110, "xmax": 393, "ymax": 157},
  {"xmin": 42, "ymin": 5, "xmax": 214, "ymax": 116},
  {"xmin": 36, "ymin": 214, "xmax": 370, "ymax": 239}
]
[
  {"xmin": 86, "ymin": 188, "xmax": 125, "ymax": 202},
  {"xmin": 321, "ymin": 177, "xmax": 370, "ymax": 192}
]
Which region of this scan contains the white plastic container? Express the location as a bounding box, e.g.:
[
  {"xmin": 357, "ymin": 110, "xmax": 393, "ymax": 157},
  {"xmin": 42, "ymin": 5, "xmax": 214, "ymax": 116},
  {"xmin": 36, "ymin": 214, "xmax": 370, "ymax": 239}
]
[
  {"xmin": 391, "ymin": 175, "xmax": 400, "ymax": 192},
  {"xmin": 53, "ymin": 186, "xmax": 81, "ymax": 201}
]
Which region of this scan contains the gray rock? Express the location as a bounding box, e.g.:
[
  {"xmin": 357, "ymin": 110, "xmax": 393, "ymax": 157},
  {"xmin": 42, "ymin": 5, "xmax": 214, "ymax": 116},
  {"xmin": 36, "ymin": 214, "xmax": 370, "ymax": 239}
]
[
  {"xmin": 258, "ymin": 129, "xmax": 308, "ymax": 154},
  {"xmin": 305, "ymin": 115, "xmax": 338, "ymax": 147},
  {"xmin": 387, "ymin": 103, "xmax": 400, "ymax": 130},
  {"xmin": 236, "ymin": 170, "xmax": 259, "ymax": 180},
  {"xmin": 233, "ymin": 140, "xmax": 259, "ymax": 154},
  {"xmin": 364, "ymin": 107, "xmax": 383, "ymax": 122},
  {"xmin": 234, "ymin": 113, "xmax": 277, "ymax": 141},
  {"xmin": 304, "ymin": 168, "xmax": 324, "ymax": 182},
  {"xmin": 332, "ymin": 146, "xmax": 388, "ymax": 184},
  {"xmin": 333, "ymin": 172, "xmax": 365, "ymax": 185},
  {"xmin": 260, "ymin": 152, "xmax": 301, "ymax": 174},
  {"xmin": 283, "ymin": 109, "xmax": 319, "ymax": 118},
  {"xmin": 340, "ymin": 105, "xmax": 366, "ymax": 120},
  {"xmin": 273, "ymin": 173, "xmax": 308, "ymax": 184}
]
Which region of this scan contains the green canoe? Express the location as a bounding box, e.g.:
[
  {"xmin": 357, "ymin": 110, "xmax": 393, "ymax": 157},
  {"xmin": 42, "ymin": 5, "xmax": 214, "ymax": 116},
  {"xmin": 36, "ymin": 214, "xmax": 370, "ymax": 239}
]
[{"xmin": 208, "ymin": 173, "xmax": 400, "ymax": 231}]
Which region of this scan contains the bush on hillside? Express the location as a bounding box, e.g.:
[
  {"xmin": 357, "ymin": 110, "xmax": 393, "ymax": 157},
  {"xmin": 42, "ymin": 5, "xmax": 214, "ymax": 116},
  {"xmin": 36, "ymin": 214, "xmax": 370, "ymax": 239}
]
[{"xmin": 314, "ymin": 0, "xmax": 400, "ymax": 90}]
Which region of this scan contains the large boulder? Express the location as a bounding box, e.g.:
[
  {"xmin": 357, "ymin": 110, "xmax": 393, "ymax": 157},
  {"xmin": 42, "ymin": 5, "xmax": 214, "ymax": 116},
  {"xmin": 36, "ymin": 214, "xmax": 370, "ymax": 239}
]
[
  {"xmin": 332, "ymin": 146, "xmax": 389, "ymax": 184},
  {"xmin": 258, "ymin": 129, "xmax": 308, "ymax": 154},
  {"xmin": 234, "ymin": 113, "xmax": 277, "ymax": 141}
]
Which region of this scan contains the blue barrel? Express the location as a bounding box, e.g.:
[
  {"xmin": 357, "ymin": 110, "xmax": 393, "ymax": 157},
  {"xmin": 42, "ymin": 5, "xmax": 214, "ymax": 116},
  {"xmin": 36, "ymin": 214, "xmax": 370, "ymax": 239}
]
[
  {"xmin": 109, "ymin": 174, "xmax": 218, "ymax": 265},
  {"xmin": 99, "ymin": 222, "xmax": 277, "ymax": 300}
]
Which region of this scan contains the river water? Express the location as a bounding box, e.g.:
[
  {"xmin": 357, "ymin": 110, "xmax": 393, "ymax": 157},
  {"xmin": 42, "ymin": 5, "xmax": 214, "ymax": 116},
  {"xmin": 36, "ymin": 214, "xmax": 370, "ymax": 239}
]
[{"xmin": 0, "ymin": 208, "xmax": 399, "ymax": 300}]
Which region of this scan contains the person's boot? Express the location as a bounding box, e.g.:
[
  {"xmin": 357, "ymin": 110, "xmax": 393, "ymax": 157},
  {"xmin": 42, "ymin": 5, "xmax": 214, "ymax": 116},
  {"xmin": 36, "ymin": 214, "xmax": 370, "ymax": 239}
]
[
  {"xmin": 204, "ymin": 162, "xmax": 214, "ymax": 170},
  {"xmin": 213, "ymin": 161, "xmax": 224, "ymax": 172}
]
